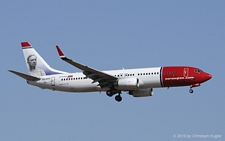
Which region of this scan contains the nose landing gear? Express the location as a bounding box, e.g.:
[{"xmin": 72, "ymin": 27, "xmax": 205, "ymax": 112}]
[
  {"xmin": 189, "ymin": 83, "xmax": 200, "ymax": 93},
  {"xmin": 189, "ymin": 88, "xmax": 194, "ymax": 93}
]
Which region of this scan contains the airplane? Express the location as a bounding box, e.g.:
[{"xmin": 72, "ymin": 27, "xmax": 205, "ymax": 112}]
[{"xmin": 9, "ymin": 42, "xmax": 212, "ymax": 102}]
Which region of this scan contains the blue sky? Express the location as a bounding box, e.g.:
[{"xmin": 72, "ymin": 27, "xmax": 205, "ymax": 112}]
[{"xmin": 1, "ymin": 0, "xmax": 224, "ymax": 140}]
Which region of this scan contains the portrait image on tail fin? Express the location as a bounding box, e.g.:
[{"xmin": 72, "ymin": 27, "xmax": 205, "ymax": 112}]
[{"xmin": 27, "ymin": 54, "xmax": 46, "ymax": 76}]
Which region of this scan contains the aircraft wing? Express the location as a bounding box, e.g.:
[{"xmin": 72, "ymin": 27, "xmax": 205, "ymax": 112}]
[
  {"xmin": 56, "ymin": 46, "xmax": 118, "ymax": 88},
  {"xmin": 8, "ymin": 70, "xmax": 40, "ymax": 81}
]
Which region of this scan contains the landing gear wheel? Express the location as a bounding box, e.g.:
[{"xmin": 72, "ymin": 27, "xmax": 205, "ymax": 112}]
[
  {"xmin": 106, "ymin": 90, "xmax": 113, "ymax": 97},
  {"xmin": 115, "ymin": 95, "xmax": 122, "ymax": 102},
  {"xmin": 189, "ymin": 89, "xmax": 194, "ymax": 93}
]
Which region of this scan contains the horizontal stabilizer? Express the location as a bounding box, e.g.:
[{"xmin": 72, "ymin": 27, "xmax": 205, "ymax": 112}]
[{"xmin": 8, "ymin": 70, "xmax": 40, "ymax": 81}]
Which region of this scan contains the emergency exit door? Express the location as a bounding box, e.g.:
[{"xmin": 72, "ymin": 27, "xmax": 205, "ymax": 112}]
[{"xmin": 51, "ymin": 77, "xmax": 55, "ymax": 86}]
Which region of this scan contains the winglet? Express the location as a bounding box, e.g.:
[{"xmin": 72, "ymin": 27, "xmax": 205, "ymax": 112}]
[
  {"xmin": 56, "ymin": 45, "xmax": 65, "ymax": 57},
  {"xmin": 21, "ymin": 42, "xmax": 32, "ymax": 48}
]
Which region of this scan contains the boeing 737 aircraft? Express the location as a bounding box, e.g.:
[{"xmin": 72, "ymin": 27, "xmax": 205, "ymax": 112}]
[{"xmin": 9, "ymin": 42, "xmax": 212, "ymax": 102}]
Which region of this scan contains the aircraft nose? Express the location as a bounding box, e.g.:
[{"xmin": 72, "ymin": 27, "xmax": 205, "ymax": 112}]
[
  {"xmin": 208, "ymin": 74, "xmax": 212, "ymax": 79},
  {"xmin": 205, "ymin": 73, "xmax": 212, "ymax": 81}
]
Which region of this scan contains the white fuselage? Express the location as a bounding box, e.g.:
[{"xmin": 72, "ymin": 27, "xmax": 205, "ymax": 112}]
[
  {"xmin": 10, "ymin": 41, "xmax": 212, "ymax": 102},
  {"xmin": 28, "ymin": 67, "xmax": 162, "ymax": 92}
]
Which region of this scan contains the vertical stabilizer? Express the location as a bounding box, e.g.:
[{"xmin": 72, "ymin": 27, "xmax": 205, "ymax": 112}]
[{"xmin": 21, "ymin": 42, "xmax": 66, "ymax": 76}]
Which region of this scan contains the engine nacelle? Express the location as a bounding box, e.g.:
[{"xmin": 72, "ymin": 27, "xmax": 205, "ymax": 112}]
[
  {"xmin": 129, "ymin": 88, "xmax": 153, "ymax": 97},
  {"xmin": 115, "ymin": 78, "xmax": 139, "ymax": 90}
]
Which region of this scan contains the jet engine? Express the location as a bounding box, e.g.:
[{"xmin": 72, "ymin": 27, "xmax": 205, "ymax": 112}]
[
  {"xmin": 115, "ymin": 78, "xmax": 139, "ymax": 90},
  {"xmin": 129, "ymin": 88, "xmax": 153, "ymax": 97}
]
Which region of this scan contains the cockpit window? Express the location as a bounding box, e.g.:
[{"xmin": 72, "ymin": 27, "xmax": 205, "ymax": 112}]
[{"xmin": 194, "ymin": 69, "xmax": 203, "ymax": 72}]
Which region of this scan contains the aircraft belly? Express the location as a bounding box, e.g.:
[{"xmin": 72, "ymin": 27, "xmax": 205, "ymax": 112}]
[
  {"xmin": 139, "ymin": 76, "xmax": 162, "ymax": 88},
  {"xmin": 28, "ymin": 80, "xmax": 52, "ymax": 89},
  {"xmin": 67, "ymin": 81, "xmax": 97, "ymax": 92}
]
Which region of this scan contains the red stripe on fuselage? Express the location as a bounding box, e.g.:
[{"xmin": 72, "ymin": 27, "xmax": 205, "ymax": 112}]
[{"xmin": 161, "ymin": 66, "xmax": 205, "ymax": 87}]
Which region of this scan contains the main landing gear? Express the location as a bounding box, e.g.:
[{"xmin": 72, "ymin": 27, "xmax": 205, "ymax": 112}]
[
  {"xmin": 106, "ymin": 90, "xmax": 114, "ymax": 97},
  {"xmin": 106, "ymin": 90, "xmax": 122, "ymax": 102},
  {"xmin": 115, "ymin": 94, "xmax": 122, "ymax": 102}
]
